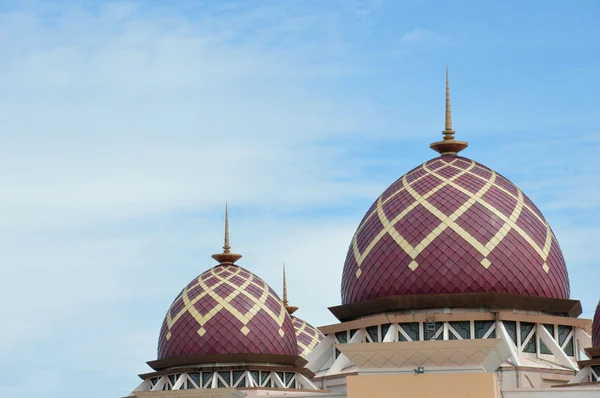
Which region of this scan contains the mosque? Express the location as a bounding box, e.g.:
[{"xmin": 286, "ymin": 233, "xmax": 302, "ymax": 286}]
[{"xmin": 127, "ymin": 71, "xmax": 600, "ymax": 398}]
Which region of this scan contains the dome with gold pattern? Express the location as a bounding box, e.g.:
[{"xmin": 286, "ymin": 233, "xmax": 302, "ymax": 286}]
[
  {"xmin": 340, "ymin": 70, "xmax": 570, "ymax": 306},
  {"xmin": 292, "ymin": 317, "xmax": 324, "ymax": 358},
  {"xmin": 281, "ymin": 265, "xmax": 324, "ymax": 358},
  {"xmin": 157, "ymin": 264, "xmax": 297, "ymax": 360},
  {"xmin": 593, "ymin": 300, "xmax": 600, "ymax": 348},
  {"xmin": 157, "ymin": 208, "xmax": 297, "ymax": 362}
]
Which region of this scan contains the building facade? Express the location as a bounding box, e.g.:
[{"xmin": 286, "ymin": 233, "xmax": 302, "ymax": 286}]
[{"xmin": 127, "ymin": 73, "xmax": 600, "ymax": 398}]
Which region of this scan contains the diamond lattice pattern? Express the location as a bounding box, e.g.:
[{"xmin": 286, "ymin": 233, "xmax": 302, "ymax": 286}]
[
  {"xmin": 341, "ymin": 156, "xmax": 570, "ymax": 304},
  {"xmin": 292, "ymin": 317, "xmax": 324, "ymax": 358},
  {"xmin": 593, "ymin": 301, "xmax": 600, "ymax": 348},
  {"xmin": 158, "ymin": 264, "xmax": 297, "ymax": 360}
]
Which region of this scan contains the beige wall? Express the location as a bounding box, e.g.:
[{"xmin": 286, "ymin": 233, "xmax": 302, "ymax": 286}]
[
  {"xmin": 347, "ymin": 373, "xmax": 498, "ymax": 398},
  {"xmin": 134, "ymin": 389, "xmax": 244, "ymax": 398}
]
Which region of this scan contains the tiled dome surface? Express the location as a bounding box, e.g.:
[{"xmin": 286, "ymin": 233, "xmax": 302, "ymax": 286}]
[
  {"xmin": 292, "ymin": 317, "xmax": 324, "ymax": 358},
  {"xmin": 341, "ymin": 155, "xmax": 570, "ymax": 304},
  {"xmin": 593, "ymin": 301, "xmax": 600, "ymax": 348},
  {"xmin": 158, "ymin": 264, "xmax": 297, "ymax": 360}
]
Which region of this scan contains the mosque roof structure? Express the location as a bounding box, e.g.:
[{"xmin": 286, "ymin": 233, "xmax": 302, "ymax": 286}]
[
  {"xmin": 155, "ymin": 206, "xmax": 298, "ymax": 369},
  {"xmin": 593, "ymin": 300, "xmax": 600, "ymax": 348},
  {"xmin": 282, "ymin": 265, "xmax": 324, "ymax": 358},
  {"xmin": 340, "ymin": 69, "xmax": 570, "ymax": 309}
]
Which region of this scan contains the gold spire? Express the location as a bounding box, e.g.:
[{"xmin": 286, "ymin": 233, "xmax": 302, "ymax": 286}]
[
  {"xmin": 223, "ymin": 202, "xmax": 230, "ymax": 253},
  {"xmin": 212, "ymin": 203, "xmax": 242, "ymax": 265},
  {"xmin": 430, "ymin": 67, "xmax": 468, "ymax": 156},
  {"xmin": 283, "ymin": 263, "xmax": 288, "ymax": 305},
  {"xmin": 282, "ymin": 263, "xmax": 298, "ymax": 315},
  {"xmin": 444, "ymin": 66, "xmax": 453, "ymax": 136}
]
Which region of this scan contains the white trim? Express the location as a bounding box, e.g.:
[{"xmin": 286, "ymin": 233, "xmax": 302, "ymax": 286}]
[
  {"xmin": 172, "ymin": 373, "xmax": 185, "ymax": 390},
  {"xmin": 186, "ymin": 374, "xmax": 200, "ymax": 389},
  {"xmin": 575, "ymin": 328, "xmax": 592, "ymax": 356},
  {"xmin": 296, "ymin": 373, "xmax": 318, "ymax": 390},
  {"xmin": 151, "ymin": 376, "xmax": 167, "ymax": 392},
  {"xmin": 482, "ymin": 323, "xmax": 496, "ymax": 339},
  {"xmin": 569, "ymin": 366, "xmax": 592, "ymax": 384},
  {"xmin": 536, "ymin": 324, "xmax": 578, "ymax": 371},
  {"xmin": 496, "ymin": 320, "xmax": 521, "ymax": 367},
  {"xmin": 560, "ymin": 328, "xmax": 575, "ymax": 354},
  {"xmin": 519, "ymin": 324, "xmax": 536, "ymax": 352},
  {"xmin": 246, "ymin": 370, "xmax": 256, "ymax": 388},
  {"xmin": 398, "ymin": 324, "xmax": 413, "ymax": 342},
  {"xmin": 232, "ymin": 370, "xmax": 245, "ymax": 387},
  {"xmin": 306, "ymin": 334, "xmax": 335, "ymax": 373},
  {"xmin": 326, "ymin": 329, "xmax": 365, "ymax": 375},
  {"xmin": 383, "ymin": 323, "xmax": 398, "ymax": 342},
  {"xmin": 133, "ymin": 379, "xmax": 151, "ymax": 392},
  {"xmin": 447, "ymin": 323, "xmax": 463, "ymax": 340},
  {"xmin": 272, "ymin": 372, "xmax": 285, "ymax": 388}
]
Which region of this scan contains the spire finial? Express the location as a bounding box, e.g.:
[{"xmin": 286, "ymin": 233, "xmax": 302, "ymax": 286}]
[
  {"xmin": 212, "ymin": 203, "xmax": 242, "ymax": 265},
  {"xmin": 283, "ymin": 263, "xmax": 288, "ymax": 305},
  {"xmin": 445, "ymin": 65, "xmax": 453, "ymax": 135},
  {"xmin": 430, "ymin": 67, "xmax": 468, "ymax": 156},
  {"xmin": 224, "ymin": 202, "xmax": 230, "ymax": 253},
  {"xmin": 282, "ymin": 263, "xmax": 298, "ymax": 315}
]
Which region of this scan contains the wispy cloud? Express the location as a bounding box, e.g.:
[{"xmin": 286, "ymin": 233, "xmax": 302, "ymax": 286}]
[
  {"xmin": 399, "ymin": 27, "xmax": 453, "ymax": 47},
  {"xmin": 0, "ymin": 2, "xmax": 391, "ymax": 397},
  {"xmin": 1, "ymin": 1, "xmax": 599, "ymax": 397}
]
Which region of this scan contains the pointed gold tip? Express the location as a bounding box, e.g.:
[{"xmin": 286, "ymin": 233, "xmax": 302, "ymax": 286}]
[
  {"xmin": 224, "ymin": 202, "xmax": 230, "ymax": 253},
  {"xmin": 430, "ymin": 67, "xmax": 468, "ymax": 156},
  {"xmin": 445, "ymin": 66, "xmax": 452, "ymax": 133},
  {"xmin": 212, "ymin": 203, "xmax": 242, "ymax": 265},
  {"xmin": 283, "ymin": 263, "xmax": 288, "ymax": 306},
  {"xmin": 282, "ymin": 263, "xmax": 298, "ymax": 315}
]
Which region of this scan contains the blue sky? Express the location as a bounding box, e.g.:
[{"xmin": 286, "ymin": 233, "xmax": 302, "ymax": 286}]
[{"xmin": 0, "ymin": 1, "xmax": 599, "ymax": 397}]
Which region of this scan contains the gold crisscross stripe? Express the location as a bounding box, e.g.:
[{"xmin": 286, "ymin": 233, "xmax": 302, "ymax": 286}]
[
  {"xmin": 351, "ymin": 158, "xmax": 556, "ymax": 277},
  {"xmin": 165, "ymin": 266, "xmax": 288, "ymax": 340},
  {"xmin": 293, "ymin": 319, "xmax": 322, "ymax": 357}
]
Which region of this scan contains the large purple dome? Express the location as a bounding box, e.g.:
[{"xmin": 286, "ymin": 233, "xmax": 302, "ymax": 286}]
[
  {"xmin": 341, "ymin": 155, "xmax": 570, "ymax": 304},
  {"xmin": 158, "ymin": 264, "xmax": 297, "ymax": 360}
]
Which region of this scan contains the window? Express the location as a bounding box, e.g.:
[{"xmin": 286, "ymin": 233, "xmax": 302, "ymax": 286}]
[
  {"xmin": 399, "ymin": 323, "xmax": 420, "ymax": 341},
  {"xmin": 260, "ymin": 371, "xmax": 269, "ymax": 387},
  {"xmin": 217, "ymin": 371, "xmax": 230, "ymax": 388},
  {"xmin": 449, "ymin": 321, "xmax": 470, "ymax": 340},
  {"xmin": 564, "ymin": 338, "xmax": 574, "ymax": 356},
  {"xmin": 168, "ymin": 375, "xmax": 177, "ymax": 387},
  {"xmin": 381, "ymin": 323, "xmax": 391, "ymax": 339},
  {"xmin": 232, "ymin": 371, "xmax": 245, "ymax": 387},
  {"xmin": 474, "ymin": 321, "xmax": 495, "ymax": 339},
  {"xmin": 285, "ymin": 372, "xmax": 294, "ymax": 386},
  {"xmin": 504, "ymin": 321, "xmax": 517, "ymax": 345},
  {"xmin": 366, "ymin": 326, "xmax": 379, "ymax": 342},
  {"xmin": 188, "ymin": 373, "xmax": 200, "ymax": 389},
  {"xmin": 540, "ymin": 324, "xmax": 554, "ymax": 355},
  {"xmin": 249, "ymin": 370, "xmax": 259, "ymax": 387},
  {"xmin": 335, "ymin": 331, "xmax": 348, "ymax": 344},
  {"xmin": 558, "ymin": 325, "xmax": 574, "ymax": 355},
  {"xmin": 202, "ymin": 372, "xmax": 213, "ymax": 388},
  {"xmin": 520, "ymin": 322, "xmax": 536, "ymax": 353}
]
